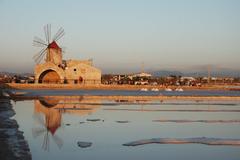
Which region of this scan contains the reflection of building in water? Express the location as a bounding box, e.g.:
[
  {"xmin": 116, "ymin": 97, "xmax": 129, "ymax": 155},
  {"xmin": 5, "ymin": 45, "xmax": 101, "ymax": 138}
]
[
  {"xmin": 33, "ymin": 96, "xmax": 101, "ymax": 151},
  {"xmin": 34, "ymin": 99, "xmax": 62, "ymax": 135},
  {"xmin": 33, "ymin": 99, "xmax": 63, "ymax": 151},
  {"xmin": 34, "ymin": 96, "xmax": 101, "ymax": 130}
]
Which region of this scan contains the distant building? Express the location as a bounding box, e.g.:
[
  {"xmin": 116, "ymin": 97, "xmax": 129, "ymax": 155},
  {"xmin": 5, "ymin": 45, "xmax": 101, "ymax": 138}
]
[
  {"xmin": 180, "ymin": 77, "xmax": 196, "ymax": 82},
  {"xmin": 131, "ymin": 72, "xmax": 152, "ymax": 85},
  {"xmin": 132, "ymin": 72, "xmax": 152, "ymax": 78}
]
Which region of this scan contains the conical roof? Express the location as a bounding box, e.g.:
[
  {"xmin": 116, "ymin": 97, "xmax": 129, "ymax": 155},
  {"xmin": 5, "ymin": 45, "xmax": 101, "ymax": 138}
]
[
  {"xmin": 48, "ymin": 41, "xmax": 60, "ymax": 49},
  {"xmin": 48, "ymin": 125, "xmax": 59, "ymax": 135}
]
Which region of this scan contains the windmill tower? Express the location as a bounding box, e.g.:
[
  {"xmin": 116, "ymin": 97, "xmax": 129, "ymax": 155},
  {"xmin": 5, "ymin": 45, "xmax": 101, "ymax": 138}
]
[{"xmin": 33, "ymin": 24, "xmax": 65, "ymax": 65}]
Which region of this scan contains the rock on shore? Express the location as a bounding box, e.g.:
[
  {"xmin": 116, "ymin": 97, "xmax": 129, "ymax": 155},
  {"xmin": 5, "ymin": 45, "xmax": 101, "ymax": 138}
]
[{"xmin": 0, "ymin": 95, "xmax": 32, "ymax": 160}]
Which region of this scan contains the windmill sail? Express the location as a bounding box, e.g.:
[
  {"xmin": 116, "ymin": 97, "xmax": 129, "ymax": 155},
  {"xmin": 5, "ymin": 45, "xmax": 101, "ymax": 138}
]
[{"xmin": 33, "ymin": 24, "xmax": 64, "ymax": 64}]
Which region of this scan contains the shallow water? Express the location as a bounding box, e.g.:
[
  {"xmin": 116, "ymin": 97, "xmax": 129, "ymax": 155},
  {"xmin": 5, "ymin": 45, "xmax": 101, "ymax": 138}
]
[{"xmin": 12, "ymin": 95, "xmax": 240, "ymax": 160}]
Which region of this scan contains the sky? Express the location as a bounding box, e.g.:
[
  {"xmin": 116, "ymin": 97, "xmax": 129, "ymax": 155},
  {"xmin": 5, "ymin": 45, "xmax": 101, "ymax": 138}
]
[{"xmin": 0, "ymin": 0, "xmax": 240, "ymax": 74}]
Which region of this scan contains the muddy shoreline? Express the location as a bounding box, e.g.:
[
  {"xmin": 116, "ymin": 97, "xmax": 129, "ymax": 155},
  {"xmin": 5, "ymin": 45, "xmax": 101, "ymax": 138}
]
[
  {"xmin": 0, "ymin": 93, "xmax": 31, "ymax": 160},
  {"xmin": 3, "ymin": 83, "xmax": 240, "ymax": 91},
  {"xmin": 10, "ymin": 95, "xmax": 240, "ymax": 102}
]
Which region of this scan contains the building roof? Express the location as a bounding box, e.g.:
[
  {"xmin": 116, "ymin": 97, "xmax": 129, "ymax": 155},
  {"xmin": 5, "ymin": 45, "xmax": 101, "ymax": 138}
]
[
  {"xmin": 48, "ymin": 41, "xmax": 60, "ymax": 49},
  {"xmin": 133, "ymin": 72, "xmax": 152, "ymax": 77}
]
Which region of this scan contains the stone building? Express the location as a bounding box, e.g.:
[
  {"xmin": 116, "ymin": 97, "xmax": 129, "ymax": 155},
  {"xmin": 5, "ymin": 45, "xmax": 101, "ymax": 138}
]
[{"xmin": 34, "ymin": 41, "xmax": 101, "ymax": 84}]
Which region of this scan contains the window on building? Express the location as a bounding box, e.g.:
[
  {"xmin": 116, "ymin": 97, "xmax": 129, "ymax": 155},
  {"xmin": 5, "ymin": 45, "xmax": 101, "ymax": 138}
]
[
  {"xmin": 64, "ymin": 78, "xmax": 68, "ymax": 84},
  {"xmin": 74, "ymin": 80, "xmax": 78, "ymax": 84}
]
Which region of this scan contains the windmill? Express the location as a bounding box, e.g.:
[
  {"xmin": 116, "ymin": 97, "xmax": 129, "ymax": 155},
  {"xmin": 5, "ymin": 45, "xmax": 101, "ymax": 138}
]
[{"xmin": 33, "ymin": 24, "xmax": 65, "ymax": 64}]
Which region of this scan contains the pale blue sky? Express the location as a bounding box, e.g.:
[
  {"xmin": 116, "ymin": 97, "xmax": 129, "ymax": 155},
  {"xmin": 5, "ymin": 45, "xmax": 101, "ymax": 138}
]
[{"xmin": 0, "ymin": 0, "xmax": 239, "ymax": 73}]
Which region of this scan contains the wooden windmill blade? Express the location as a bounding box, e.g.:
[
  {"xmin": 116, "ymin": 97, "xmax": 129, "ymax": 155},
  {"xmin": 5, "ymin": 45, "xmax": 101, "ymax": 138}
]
[
  {"xmin": 33, "ymin": 24, "xmax": 64, "ymax": 64},
  {"xmin": 44, "ymin": 24, "xmax": 51, "ymax": 44},
  {"xmin": 32, "ymin": 127, "xmax": 46, "ymax": 138},
  {"xmin": 33, "ymin": 48, "xmax": 45, "ymax": 60},
  {"xmin": 48, "ymin": 24, "xmax": 51, "ymax": 43},
  {"xmin": 33, "ymin": 25, "xmax": 49, "ymax": 64},
  {"xmin": 33, "ymin": 112, "xmax": 46, "ymax": 126},
  {"xmin": 33, "ymin": 36, "xmax": 48, "ymax": 47},
  {"xmin": 32, "ymin": 113, "xmax": 46, "ymax": 138},
  {"xmin": 53, "ymin": 27, "xmax": 65, "ymax": 42},
  {"xmin": 42, "ymin": 131, "xmax": 50, "ymax": 151},
  {"xmin": 52, "ymin": 134, "xmax": 63, "ymax": 149},
  {"xmin": 33, "ymin": 48, "xmax": 47, "ymax": 64}
]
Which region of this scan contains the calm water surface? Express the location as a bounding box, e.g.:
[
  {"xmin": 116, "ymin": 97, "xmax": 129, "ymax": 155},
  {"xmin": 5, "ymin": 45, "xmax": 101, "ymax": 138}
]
[{"xmin": 12, "ymin": 91, "xmax": 240, "ymax": 160}]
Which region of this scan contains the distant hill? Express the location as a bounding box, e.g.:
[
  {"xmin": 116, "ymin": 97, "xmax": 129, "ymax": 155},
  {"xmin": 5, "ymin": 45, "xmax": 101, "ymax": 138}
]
[
  {"xmin": 0, "ymin": 72, "xmax": 34, "ymax": 77},
  {"xmin": 0, "ymin": 72, "xmax": 17, "ymax": 76},
  {"xmin": 184, "ymin": 68, "xmax": 240, "ymax": 77},
  {"xmin": 150, "ymin": 69, "xmax": 240, "ymax": 77},
  {"xmin": 151, "ymin": 70, "xmax": 183, "ymax": 77}
]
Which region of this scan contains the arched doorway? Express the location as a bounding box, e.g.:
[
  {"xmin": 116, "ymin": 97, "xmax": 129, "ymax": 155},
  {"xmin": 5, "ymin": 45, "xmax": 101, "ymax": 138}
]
[
  {"xmin": 39, "ymin": 70, "xmax": 60, "ymax": 83},
  {"xmin": 39, "ymin": 99, "xmax": 60, "ymax": 108}
]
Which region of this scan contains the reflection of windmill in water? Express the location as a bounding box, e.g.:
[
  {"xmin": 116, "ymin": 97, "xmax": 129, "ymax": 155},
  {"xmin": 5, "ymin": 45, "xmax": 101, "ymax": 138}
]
[
  {"xmin": 32, "ymin": 96, "xmax": 102, "ymax": 150},
  {"xmin": 32, "ymin": 99, "xmax": 63, "ymax": 151}
]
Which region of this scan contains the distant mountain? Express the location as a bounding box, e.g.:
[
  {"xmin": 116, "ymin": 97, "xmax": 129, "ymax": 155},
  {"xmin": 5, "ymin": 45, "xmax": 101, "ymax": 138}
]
[
  {"xmin": 0, "ymin": 72, "xmax": 34, "ymax": 77},
  {"xmin": 184, "ymin": 68, "xmax": 240, "ymax": 77},
  {"xmin": 151, "ymin": 70, "xmax": 183, "ymax": 77},
  {"xmin": 0, "ymin": 72, "xmax": 17, "ymax": 76},
  {"xmin": 150, "ymin": 69, "xmax": 240, "ymax": 77}
]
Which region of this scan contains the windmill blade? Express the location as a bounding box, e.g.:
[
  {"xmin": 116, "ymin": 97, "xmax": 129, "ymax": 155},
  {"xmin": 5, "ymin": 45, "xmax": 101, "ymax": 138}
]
[
  {"xmin": 33, "ymin": 36, "xmax": 47, "ymax": 45},
  {"xmin": 33, "ymin": 36, "xmax": 48, "ymax": 47},
  {"xmin": 46, "ymin": 24, "xmax": 51, "ymax": 44},
  {"xmin": 54, "ymin": 30, "xmax": 64, "ymax": 41},
  {"xmin": 32, "ymin": 127, "xmax": 46, "ymax": 138},
  {"xmin": 53, "ymin": 27, "xmax": 63, "ymax": 40},
  {"xmin": 34, "ymin": 50, "xmax": 46, "ymax": 64},
  {"xmin": 34, "ymin": 52, "xmax": 45, "ymax": 64},
  {"xmin": 44, "ymin": 25, "xmax": 50, "ymax": 44},
  {"xmin": 42, "ymin": 132, "xmax": 50, "ymax": 151},
  {"xmin": 34, "ymin": 48, "xmax": 47, "ymax": 64},
  {"xmin": 44, "ymin": 25, "xmax": 47, "ymax": 44},
  {"xmin": 52, "ymin": 134, "xmax": 63, "ymax": 149},
  {"xmin": 48, "ymin": 24, "xmax": 51, "ymax": 43},
  {"xmin": 33, "ymin": 113, "xmax": 46, "ymax": 127},
  {"xmin": 53, "ymin": 27, "xmax": 64, "ymax": 42},
  {"xmin": 33, "ymin": 42, "xmax": 46, "ymax": 48}
]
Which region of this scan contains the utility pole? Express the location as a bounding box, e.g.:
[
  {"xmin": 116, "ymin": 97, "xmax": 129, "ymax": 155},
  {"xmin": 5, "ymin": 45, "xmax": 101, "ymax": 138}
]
[
  {"xmin": 208, "ymin": 65, "xmax": 211, "ymax": 84},
  {"xmin": 141, "ymin": 62, "xmax": 144, "ymax": 73}
]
